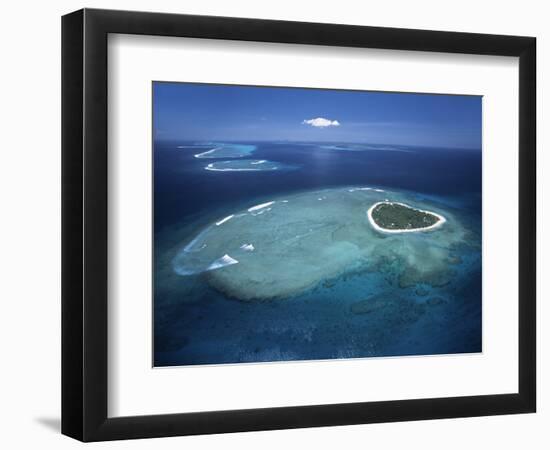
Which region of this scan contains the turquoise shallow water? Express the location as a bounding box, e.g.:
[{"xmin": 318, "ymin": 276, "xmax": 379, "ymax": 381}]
[
  {"xmin": 192, "ymin": 143, "xmax": 257, "ymax": 159},
  {"xmin": 204, "ymin": 159, "xmax": 296, "ymax": 172},
  {"xmin": 154, "ymin": 141, "xmax": 482, "ymax": 366}
]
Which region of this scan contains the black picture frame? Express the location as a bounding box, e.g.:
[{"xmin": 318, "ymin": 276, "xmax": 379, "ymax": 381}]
[{"xmin": 62, "ymin": 8, "xmax": 536, "ymax": 442}]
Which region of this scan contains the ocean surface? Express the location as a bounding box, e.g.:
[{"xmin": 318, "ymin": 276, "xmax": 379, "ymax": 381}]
[{"xmin": 153, "ymin": 140, "xmax": 482, "ymax": 367}]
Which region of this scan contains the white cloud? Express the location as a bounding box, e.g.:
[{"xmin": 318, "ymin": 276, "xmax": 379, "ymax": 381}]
[{"xmin": 302, "ymin": 117, "xmax": 340, "ymax": 128}]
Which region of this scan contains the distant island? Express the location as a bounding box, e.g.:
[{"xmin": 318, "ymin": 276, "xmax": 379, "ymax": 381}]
[{"xmin": 367, "ymin": 201, "xmax": 445, "ymax": 233}]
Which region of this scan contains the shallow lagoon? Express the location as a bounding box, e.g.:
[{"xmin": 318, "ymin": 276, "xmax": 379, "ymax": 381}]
[
  {"xmin": 171, "ymin": 187, "xmax": 465, "ymax": 300},
  {"xmin": 154, "ymin": 141, "xmax": 481, "ymax": 366},
  {"xmin": 193, "ymin": 143, "xmax": 257, "ymax": 159},
  {"xmin": 205, "ymin": 159, "xmax": 295, "ymax": 172}
]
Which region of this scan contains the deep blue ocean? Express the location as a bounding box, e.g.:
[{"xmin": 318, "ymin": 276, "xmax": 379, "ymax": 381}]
[{"xmin": 154, "ymin": 141, "xmax": 482, "ymax": 366}]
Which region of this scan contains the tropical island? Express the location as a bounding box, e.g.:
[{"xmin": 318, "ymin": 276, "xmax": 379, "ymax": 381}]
[
  {"xmin": 367, "ymin": 201, "xmax": 445, "ymax": 233},
  {"xmin": 169, "ymin": 188, "xmax": 460, "ymax": 300}
]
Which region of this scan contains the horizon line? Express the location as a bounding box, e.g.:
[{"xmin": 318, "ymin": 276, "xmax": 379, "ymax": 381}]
[{"xmin": 153, "ymin": 138, "xmax": 482, "ymax": 151}]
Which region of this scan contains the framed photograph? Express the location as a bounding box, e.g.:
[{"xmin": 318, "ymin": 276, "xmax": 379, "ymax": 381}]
[{"xmin": 62, "ymin": 8, "xmax": 536, "ymax": 441}]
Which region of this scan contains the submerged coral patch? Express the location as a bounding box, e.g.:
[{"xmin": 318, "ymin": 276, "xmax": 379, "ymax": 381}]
[
  {"xmin": 205, "ymin": 159, "xmax": 292, "ymax": 172},
  {"xmin": 171, "ymin": 187, "xmax": 467, "ymax": 301},
  {"xmin": 193, "ymin": 143, "xmax": 257, "ymax": 159},
  {"xmin": 321, "ymin": 143, "xmax": 414, "ymax": 153}
]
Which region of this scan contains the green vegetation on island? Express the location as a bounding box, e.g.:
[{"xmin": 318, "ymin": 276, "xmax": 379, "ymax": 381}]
[{"xmin": 371, "ymin": 202, "xmax": 440, "ymax": 231}]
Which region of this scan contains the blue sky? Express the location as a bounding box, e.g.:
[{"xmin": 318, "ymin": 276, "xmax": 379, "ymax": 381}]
[{"xmin": 153, "ymin": 82, "xmax": 481, "ymax": 149}]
